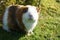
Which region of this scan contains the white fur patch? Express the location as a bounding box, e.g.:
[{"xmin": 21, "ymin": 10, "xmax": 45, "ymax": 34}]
[
  {"xmin": 22, "ymin": 6, "xmax": 39, "ymax": 34},
  {"xmin": 3, "ymin": 6, "xmax": 10, "ymax": 32}
]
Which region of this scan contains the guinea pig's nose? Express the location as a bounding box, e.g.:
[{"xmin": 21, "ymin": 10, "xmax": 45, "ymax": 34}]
[{"xmin": 29, "ymin": 14, "xmax": 33, "ymax": 19}]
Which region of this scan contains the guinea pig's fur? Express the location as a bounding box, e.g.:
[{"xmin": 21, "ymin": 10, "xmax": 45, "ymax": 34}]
[{"xmin": 2, "ymin": 5, "xmax": 40, "ymax": 36}]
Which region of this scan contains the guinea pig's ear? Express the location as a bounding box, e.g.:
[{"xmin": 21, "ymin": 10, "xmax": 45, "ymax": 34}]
[{"xmin": 36, "ymin": 7, "xmax": 41, "ymax": 13}]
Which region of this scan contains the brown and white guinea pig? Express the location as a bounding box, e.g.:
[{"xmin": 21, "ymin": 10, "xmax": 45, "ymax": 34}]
[{"xmin": 2, "ymin": 5, "xmax": 40, "ymax": 36}]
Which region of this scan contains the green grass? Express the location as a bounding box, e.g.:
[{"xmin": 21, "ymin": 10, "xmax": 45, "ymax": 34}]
[{"xmin": 0, "ymin": 0, "xmax": 60, "ymax": 40}]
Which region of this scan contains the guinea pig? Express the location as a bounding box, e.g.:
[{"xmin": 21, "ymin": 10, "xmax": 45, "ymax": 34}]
[{"xmin": 2, "ymin": 5, "xmax": 40, "ymax": 36}]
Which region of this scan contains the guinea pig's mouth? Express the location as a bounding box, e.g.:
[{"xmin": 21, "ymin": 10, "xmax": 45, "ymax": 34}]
[
  {"xmin": 28, "ymin": 17, "xmax": 33, "ymax": 20},
  {"xmin": 27, "ymin": 18, "xmax": 35, "ymax": 22}
]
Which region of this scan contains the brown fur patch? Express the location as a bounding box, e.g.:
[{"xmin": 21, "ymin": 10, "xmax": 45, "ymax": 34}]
[
  {"xmin": 15, "ymin": 6, "xmax": 28, "ymax": 32},
  {"xmin": 7, "ymin": 5, "xmax": 28, "ymax": 33},
  {"xmin": 8, "ymin": 5, "xmax": 18, "ymax": 30}
]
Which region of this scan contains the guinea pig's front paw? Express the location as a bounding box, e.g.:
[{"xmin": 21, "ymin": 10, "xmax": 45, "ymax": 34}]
[{"xmin": 27, "ymin": 31, "xmax": 34, "ymax": 36}]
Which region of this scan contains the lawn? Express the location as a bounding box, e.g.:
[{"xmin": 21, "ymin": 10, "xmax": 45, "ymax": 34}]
[{"xmin": 0, "ymin": 0, "xmax": 60, "ymax": 40}]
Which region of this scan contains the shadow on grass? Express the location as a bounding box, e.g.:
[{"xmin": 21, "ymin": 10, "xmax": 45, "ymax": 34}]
[{"xmin": 0, "ymin": 27, "xmax": 26, "ymax": 40}]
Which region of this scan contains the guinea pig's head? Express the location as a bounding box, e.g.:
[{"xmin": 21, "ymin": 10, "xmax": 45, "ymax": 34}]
[
  {"xmin": 16, "ymin": 5, "xmax": 40, "ymax": 24},
  {"xmin": 22, "ymin": 5, "xmax": 40, "ymax": 22}
]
